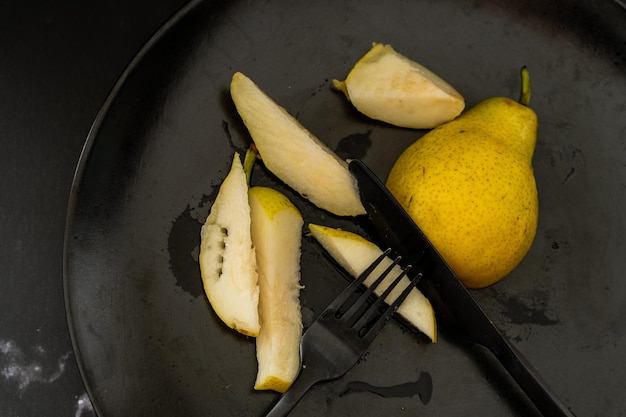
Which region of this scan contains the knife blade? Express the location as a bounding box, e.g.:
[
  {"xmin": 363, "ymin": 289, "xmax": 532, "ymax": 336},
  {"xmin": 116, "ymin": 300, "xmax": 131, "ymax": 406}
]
[{"xmin": 348, "ymin": 159, "xmax": 576, "ymax": 417}]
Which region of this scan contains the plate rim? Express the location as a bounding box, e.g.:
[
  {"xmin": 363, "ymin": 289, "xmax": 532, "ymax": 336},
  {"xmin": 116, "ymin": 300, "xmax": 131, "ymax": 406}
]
[{"xmin": 62, "ymin": 0, "xmax": 203, "ymax": 413}]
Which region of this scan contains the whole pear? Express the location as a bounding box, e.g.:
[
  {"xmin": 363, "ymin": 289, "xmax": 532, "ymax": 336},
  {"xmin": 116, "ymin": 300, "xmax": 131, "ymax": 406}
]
[{"xmin": 386, "ymin": 68, "xmax": 538, "ymax": 288}]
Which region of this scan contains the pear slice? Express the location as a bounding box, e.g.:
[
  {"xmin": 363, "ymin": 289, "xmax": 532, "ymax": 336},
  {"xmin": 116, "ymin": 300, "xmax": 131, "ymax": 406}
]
[
  {"xmin": 333, "ymin": 43, "xmax": 464, "ymax": 129},
  {"xmin": 199, "ymin": 152, "xmax": 260, "ymax": 337},
  {"xmin": 230, "ymin": 72, "xmax": 366, "ymax": 217},
  {"xmin": 249, "ymin": 186, "xmax": 304, "ymax": 393},
  {"xmin": 308, "ymin": 224, "xmax": 436, "ymax": 342}
]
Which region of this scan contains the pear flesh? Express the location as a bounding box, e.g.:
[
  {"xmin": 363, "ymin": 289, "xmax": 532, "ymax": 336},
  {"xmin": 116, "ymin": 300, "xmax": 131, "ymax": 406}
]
[
  {"xmin": 333, "ymin": 43, "xmax": 464, "ymax": 129},
  {"xmin": 199, "ymin": 153, "xmax": 260, "ymax": 337},
  {"xmin": 230, "ymin": 72, "xmax": 366, "ymax": 217},
  {"xmin": 249, "ymin": 186, "xmax": 304, "ymax": 393},
  {"xmin": 308, "ymin": 224, "xmax": 436, "ymax": 342}
]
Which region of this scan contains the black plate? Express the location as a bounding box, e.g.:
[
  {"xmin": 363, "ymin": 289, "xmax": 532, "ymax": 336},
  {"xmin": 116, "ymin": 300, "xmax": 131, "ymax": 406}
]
[{"xmin": 64, "ymin": 0, "xmax": 626, "ymax": 415}]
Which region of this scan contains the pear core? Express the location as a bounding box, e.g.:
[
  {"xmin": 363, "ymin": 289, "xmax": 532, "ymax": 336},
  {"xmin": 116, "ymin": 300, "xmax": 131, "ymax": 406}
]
[{"xmin": 199, "ymin": 153, "xmax": 260, "ymax": 336}]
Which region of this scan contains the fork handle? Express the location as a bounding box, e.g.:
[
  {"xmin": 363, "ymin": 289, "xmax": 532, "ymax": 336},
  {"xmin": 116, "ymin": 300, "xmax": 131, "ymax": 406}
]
[{"xmin": 264, "ymin": 366, "xmax": 325, "ymax": 417}]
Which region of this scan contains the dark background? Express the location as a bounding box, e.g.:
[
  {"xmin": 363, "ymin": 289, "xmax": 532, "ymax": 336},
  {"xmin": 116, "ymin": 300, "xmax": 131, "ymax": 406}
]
[{"xmin": 0, "ymin": 1, "xmax": 187, "ymax": 415}]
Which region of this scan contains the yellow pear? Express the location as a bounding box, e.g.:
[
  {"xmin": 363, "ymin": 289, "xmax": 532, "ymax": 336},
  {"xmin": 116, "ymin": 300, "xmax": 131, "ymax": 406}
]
[
  {"xmin": 199, "ymin": 152, "xmax": 260, "ymax": 336},
  {"xmin": 333, "ymin": 43, "xmax": 464, "ymax": 129},
  {"xmin": 308, "ymin": 224, "xmax": 436, "ymax": 342},
  {"xmin": 249, "ymin": 186, "xmax": 304, "ymax": 393},
  {"xmin": 230, "ymin": 72, "xmax": 365, "ymax": 216},
  {"xmin": 386, "ymin": 68, "xmax": 538, "ymax": 288}
]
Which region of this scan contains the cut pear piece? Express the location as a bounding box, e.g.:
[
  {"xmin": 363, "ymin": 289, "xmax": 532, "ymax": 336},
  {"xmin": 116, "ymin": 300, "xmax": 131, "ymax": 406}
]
[
  {"xmin": 230, "ymin": 72, "xmax": 366, "ymax": 217},
  {"xmin": 308, "ymin": 224, "xmax": 436, "ymax": 342},
  {"xmin": 249, "ymin": 186, "xmax": 304, "ymax": 393},
  {"xmin": 333, "ymin": 43, "xmax": 464, "ymax": 129},
  {"xmin": 199, "ymin": 152, "xmax": 260, "ymax": 337}
]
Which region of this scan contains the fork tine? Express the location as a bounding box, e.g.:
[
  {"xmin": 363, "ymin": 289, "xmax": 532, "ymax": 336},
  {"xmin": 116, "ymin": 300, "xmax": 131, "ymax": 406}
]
[
  {"xmin": 340, "ymin": 255, "xmax": 402, "ymax": 326},
  {"xmin": 348, "ymin": 262, "xmax": 409, "ymax": 330},
  {"xmin": 325, "ymin": 248, "xmax": 392, "ymax": 313},
  {"xmin": 358, "ymin": 268, "xmax": 422, "ymax": 341}
]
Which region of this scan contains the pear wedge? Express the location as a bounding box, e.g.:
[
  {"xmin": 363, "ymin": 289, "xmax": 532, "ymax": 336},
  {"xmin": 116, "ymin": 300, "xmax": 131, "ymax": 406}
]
[
  {"xmin": 333, "ymin": 43, "xmax": 464, "ymax": 129},
  {"xmin": 309, "ymin": 224, "xmax": 436, "ymax": 342},
  {"xmin": 249, "ymin": 186, "xmax": 304, "ymax": 393},
  {"xmin": 230, "ymin": 72, "xmax": 366, "ymax": 217},
  {"xmin": 199, "ymin": 153, "xmax": 260, "ymax": 337}
]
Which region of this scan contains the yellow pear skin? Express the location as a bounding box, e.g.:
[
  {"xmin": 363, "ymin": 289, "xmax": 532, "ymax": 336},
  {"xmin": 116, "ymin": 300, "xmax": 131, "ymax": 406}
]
[{"xmin": 387, "ymin": 77, "xmax": 538, "ymax": 289}]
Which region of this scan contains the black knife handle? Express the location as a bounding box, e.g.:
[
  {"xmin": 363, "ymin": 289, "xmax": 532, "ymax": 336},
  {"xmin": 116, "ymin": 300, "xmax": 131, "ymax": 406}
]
[
  {"xmin": 427, "ymin": 259, "xmax": 577, "ymax": 417},
  {"xmin": 432, "ymin": 266, "xmax": 578, "ymax": 417},
  {"xmin": 485, "ymin": 330, "xmax": 577, "ymax": 417}
]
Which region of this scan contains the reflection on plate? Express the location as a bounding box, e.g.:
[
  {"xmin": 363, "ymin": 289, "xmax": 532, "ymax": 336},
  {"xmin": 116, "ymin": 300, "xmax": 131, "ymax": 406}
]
[{"xmin": 64, "ymin": 0, "xmax": 626, "ymax": 416}]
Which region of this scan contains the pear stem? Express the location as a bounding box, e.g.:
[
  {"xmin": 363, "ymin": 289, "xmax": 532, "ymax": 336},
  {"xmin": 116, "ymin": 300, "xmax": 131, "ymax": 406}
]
[
  {"xmin": 518, "ymin": 66, "xmax": 531, "ymax": 107},
  {"xmin": 243, "ymin": 143, "xmax": 258, "ymax": 185}
]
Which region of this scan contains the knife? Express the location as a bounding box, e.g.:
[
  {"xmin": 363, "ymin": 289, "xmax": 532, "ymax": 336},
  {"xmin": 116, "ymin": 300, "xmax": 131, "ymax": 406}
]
[{"xmin": 348, "ymin": 159, "xmax": 576, "ymax": 417}]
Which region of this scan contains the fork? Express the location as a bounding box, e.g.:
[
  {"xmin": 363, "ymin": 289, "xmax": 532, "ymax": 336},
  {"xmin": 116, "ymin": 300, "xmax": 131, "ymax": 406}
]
[{"xmin": 264, "ymin": 250, "xmax": 421, "ymax": 417}]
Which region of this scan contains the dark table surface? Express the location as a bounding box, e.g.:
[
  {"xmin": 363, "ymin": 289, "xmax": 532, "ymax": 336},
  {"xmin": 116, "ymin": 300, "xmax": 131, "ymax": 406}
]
[{"xmin": 0, "ymin": 1, "xmax": 187, "ymax": 415}]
